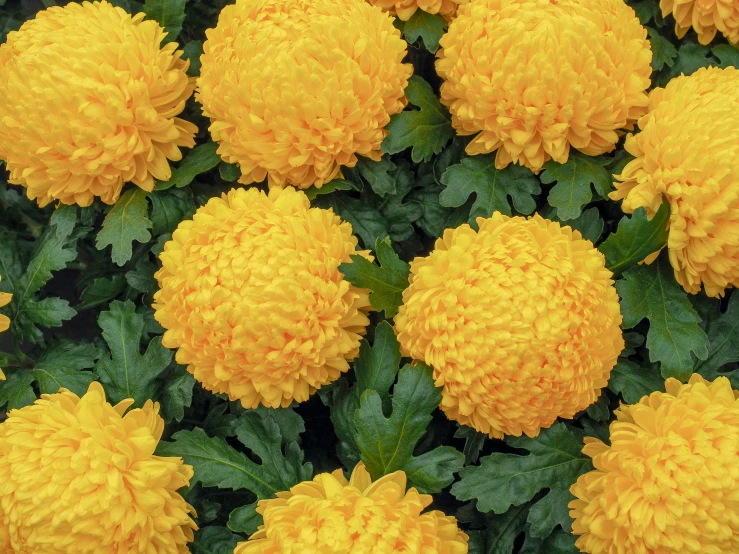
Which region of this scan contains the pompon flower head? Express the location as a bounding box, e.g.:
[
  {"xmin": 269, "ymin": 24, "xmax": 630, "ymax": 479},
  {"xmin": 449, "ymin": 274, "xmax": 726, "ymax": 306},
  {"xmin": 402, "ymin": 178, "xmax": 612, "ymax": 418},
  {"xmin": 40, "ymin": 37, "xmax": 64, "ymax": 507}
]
[
  {"xmin": 612, "ymin": 66, "xmax": 739, "ymax": 297},
  {"xmin": 235, "ymin": 461, "xmax": 468, "ymax": 553},
  {"xmin": 365, "ymin": 0, "xmax": 460, "ymax": 21},
  {"xmin": 0, "ymin": 0, "xmax": 197, "ymax": 207},
  {"xmin": 661, "ymin": 0, "xmax": 739, "ymax": 45},
  {"xmin": 196, "ymin": 0, "xmax": 412, "ymax": 189},
  {"xmin": 394, "ymin": 213, "xmax": 624, "ymax": 438},
  {"xmin": 0, "ymin": 275, "xmax": 10, "ymax": 381},
  {"xmin": 0, "ymin": 382, "xmax": 197, "ymax": 554},
  {"xmin": 570, "ymin": 374, "xmax": 739, "ymax": 554},
  {"xmin": 153, "ymin": 187, "xmax": 372, "ymax": 408},
  {"xmin": 435, "ymin": 0, "xmax": 653, "ymax": 172}
]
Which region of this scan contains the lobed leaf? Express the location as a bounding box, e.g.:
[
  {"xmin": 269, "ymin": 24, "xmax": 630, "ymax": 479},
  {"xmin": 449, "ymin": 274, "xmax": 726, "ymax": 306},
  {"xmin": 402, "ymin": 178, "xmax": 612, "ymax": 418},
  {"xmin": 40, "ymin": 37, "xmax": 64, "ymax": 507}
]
[
  {"xmin": 96, "ymin": 188, "xmax": 152, "ymax": 266},
  {"xmin": 540, "ymin": 153, "xmax": 611, "ymax": 221}
]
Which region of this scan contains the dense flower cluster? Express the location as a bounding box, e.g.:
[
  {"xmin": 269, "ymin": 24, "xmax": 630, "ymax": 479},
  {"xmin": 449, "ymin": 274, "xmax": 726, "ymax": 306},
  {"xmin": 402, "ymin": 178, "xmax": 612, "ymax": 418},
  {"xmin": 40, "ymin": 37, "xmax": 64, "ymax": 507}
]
[
  {"xmin": 612, "ymin": 66, "xmax": 739, "ymax": 297},
  {"xmin": 196, "ymin": 0, "xmax": 412, "ymax": 189},
  {"xmin": 0, "ymin": 0, "xmax": 197, "ymax": 207},
  {"xmin": 0, "ymin": 383, "xmax": 196, "ymax": 554},
  {"xmin": 235, "ymin": 462, "xmax": 468, "ymax": 553},
  {"xmin": 395, "ymin": 214, "xmax": 624, "ymax": 438},
  {"xmin": 570, "ymin": 374, "xmax": 739, "ymax": 554},
  {"xmin": 153, "ymin": 187, "xmax": 371, "ymax": 409},
  {"xmin": 661, "ymin": 0, "xmax": 739, "ymax": 44},
  {"xmin": 0, "ymin": 276, "xmax": 9, "ymax": 382},
  {"xmin": 436, "ymin": 0, "xmax": 652, "ymax": 172},
  {"xmin": 365, "ymin": 0, "xmax": 460, "ymax": 20}
]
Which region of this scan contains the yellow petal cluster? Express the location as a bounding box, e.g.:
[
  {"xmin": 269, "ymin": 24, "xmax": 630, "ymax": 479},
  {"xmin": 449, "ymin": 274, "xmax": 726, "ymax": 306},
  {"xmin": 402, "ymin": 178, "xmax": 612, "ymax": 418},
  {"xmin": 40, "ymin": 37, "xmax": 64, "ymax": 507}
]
[
  {"xmin": 661, "ymin": 0, "xmax": 739, "ymax": 44},
  {"xmin": 395, "ymin": 213, "xmax": 624, "ymax": 438},
  {"xmin": 0, "ymin": 382, "xmax": 196, "ymax": 554},
  {"xmin": 0, "ymin": 0, "xmax": 197, "ymax": 207},
  {"xmin": 570, "ymin": 374, "xmax": 739, "ymax": 554},
  {"xmin": 435, "ymin": 0, "xmax": 652, "ymax": 172},
  {"xmin": 611, "ymin": 66, "xmax": 739, "ymax": 297},
  {"xmin": 153, "ymin": 187, "xmax": 371, "ymax": 409},
  {"xmin": 235, "ymin": 462, "xmax": 468, "ymax": 554},
  {"xmin": 365, "ymin": 0, "xmax": 460, "ymax": 21},
  {"xmin": 0, "ymin": 275, "xmax": 10, "ymax": 382},
  {"xmin": 196, "ymin": 0, "xmax": 412, "ymax": 189}
]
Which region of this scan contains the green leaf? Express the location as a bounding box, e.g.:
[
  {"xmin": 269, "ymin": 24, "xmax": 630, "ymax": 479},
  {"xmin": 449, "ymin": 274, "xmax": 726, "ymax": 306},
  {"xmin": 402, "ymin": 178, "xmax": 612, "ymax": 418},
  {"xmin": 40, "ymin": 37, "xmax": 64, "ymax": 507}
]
[
  {"xmin": 540, "ymin": 153, "xmax": 611, "ymax": 220},
  {"xmin": 372, "ymin": 161, "xmax": 424, "ymax": 242},
  {"xmin": 354, "ymin": 321, "xmax": 402, "ymax": 408},
  {"xmin": 228, "ymin": 503, "xmax": 261, "ymax": 535},
  {"xmin": 617, "ymin": 256, "xmax": 709, "ymax": 379},
  {"xmin": 454, "ymin": 426, "xmax": 486, "ymax": 465},
  {"xmin": 355, "ymin": 364, "xmax": 464, "ymax": 493},
  {"xmin": 183, "ymin": 40, "xmax": 203, "ymax": 76},
  {"xmin": 355, "ymin": 157, "xmax": 396, "ymax": 197},
  {"xmin": 160, "ymin": 366, "xmax": 196, "ymax": 423},
  {"xmin": 648, "ymin": 28, "xmax": 677, "ymax": 71},
  {"xmin": 600, "ymin": 201, "xmax": 670, "ymax": 275},
  {"xmin": 382, "ymin": 76, "xmax": 454, "ymax": 163},
  {"xmin": 324, "ymin": 378, "xmax": 362, "ymax": 468},
  {"xmin": 564, "ymin": 207, "xmax": 604, "ymax": 243},
  {"xmin": 0, "ymin": 370, "xmax": 35, "ymax": 410},
  {"xmin": 630, "ymin": 1, "xmax": 660, "ymax": 24},
  {"xmin": 143, "ymin": 0, "xmax": 188, "ymax": 43},
  {"xmin": 439, "ymin": 154, "xmax": 540, "ymax": 224},
  {"xmin": 218, "ymin": 162, "xmax": 241, "ymax": 182},
  {"xmin": 713, "ymin": 44, "xmax": 739, "ymax": 68},
  {"xmin": 403, "ymin": 10, "xmax": 446, "ymax": 53},
  {"xmin": 695, "ymin": 293, "xmax": 739, "ymax": 376},
  {"xmin": 32, "ymin": 341, "xmax": 98, "ymax": 395},
  {"xmin": 95, "ymin": 300, "xmax": 173, "ymax": 406},
  {"xmin": 190, "ymin": 527, "xmax": 241, "ymax": 554},
  {"xmin": 78, "ymin": 275, "xmax": 127, "ymax": 310},
  {"xmin": 13, "ymin": 298, "xmax": 77, "ymax": 344},
  {"xmin": 339, "ymin": 237, "xmax": 409, "ymax": 318},
  {"xmin": 96, "ymin": 188, "xmax": 152, "ymax": 266},
  {"xmin": 485, "ymin": 503, "xmax": 529, "ymax": 554},
  {"xmin": 665, "ymin": 42, "xmax": 716, "ymax": 81},
  {"xmin": 157, "ymin": 142, "xmax": 222, "ymax": 190},
  {"xmin": 149, "ymin": 188, "xmax": 195, "ymax": 235},
  {"xmin": 452, "ymin": 423, "xmax": 590, "ymax": 537},
  {"xmin": 304, "ymin": 179, "xmax": 355, "ymax": 201},
  {"xmin": 126, "ymin": 261, "xmax": 159, "ymax": 295},
  {"xmin": 608, "ymin": 359, "xmax": 664, "ymax": 404},
  {"xmin": 313, "ymin": 193, "xmax": 389, "ymax": 248},
  {"xmin": 521, "ymin": 529, "xmax": 579, "ymax": 554}
]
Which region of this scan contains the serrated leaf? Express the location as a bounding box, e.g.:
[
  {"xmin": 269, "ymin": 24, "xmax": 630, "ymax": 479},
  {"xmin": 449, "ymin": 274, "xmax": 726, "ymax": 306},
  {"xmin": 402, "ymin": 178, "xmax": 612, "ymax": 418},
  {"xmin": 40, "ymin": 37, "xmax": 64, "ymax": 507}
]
[
  {"xmin": 50, "ymin": 204, "xmax": 77, "ymax": 238},
  {"xmin": 32, "ymin": 341, "xmax": 98, "ymax": 395},
  {"xmin": 313, "ymin": 193, "xmax": 389, "ymax": 248},
  {"xmin": 228, "ymin": 503, "xmax": 261, "ymax": 535},
  {"xmin": 617, "ymin": 256, "xmax": 709, "ymax": 379},
  {"xmin": 254, "ymin": 405, "xmax": 306, "ymax": 445},
  {"xmin": 339, "ymin": 238, "xmax": 409, "ymax": 318},
  {"xmin": 541, "ymin": 153, "xmax": 611, "ymax": 220},
  {"xmin": 630, "ymin": 1, "xmax": 660, "ymax": 24},
  {"xmin": 95, "ymin": 300, "xmax": 173, "ymax": 406},
  {"xmin": 143, "ymin": 0, "xmax": 188, "ymax": 42},
  {"xmin": 375, "ymin": 161, "xmax": 424, "ymax": 242},
  {"xmin": 521, "ymin": 529, "xmax": 579, "ymax": 554},
  {"xmin": 608, "ymin": 359, "xmax": 664, "ymax": 403},
  {"xmin": 600, "ymin": 201, "xmax": 670, "ymax": 275},
  {"xmin": 454, "ymin": 426, "xmax": 486, "ymax": 465},
  {"xmin": 382, "ymin": 76, "xmax": 454, "ymax": 162},
  {"xmin": 485, "ymin": 503, "xmax": 529, "ymax": 554},
  {"xmin": 78, "ymin": 275, "xmax": 126, "ymax": 310},
  {"xmin": 403, "ymin": 9, "xmax": 446, "ymax": 53},
  {"xmin": 157, "ymin": 142, "xmax": 221, "ymax": 190},
  {"xmin": 540, "ymin": 205, "xmax": 604, "ymax": 244},
  {"xmin": 665, "ymin": 42, "xmax": 716, "ymax": 81},
  {"xmin": 452, "ymin": 423, "xmax": 590, "ymax": 536},
  {"xmin": 183, "ymin": 40, "xmax": 203, "ymax": 76},
  {"xmin": 713, "ymin": 44, "xmax": 739, "ymax": 68},
  {"xmin": 13, "ymin": 298, "xmax": 76, "ymax": 344},
  {"xmin": 149, "ymin": 188, "xmax": 195, "ymax": 235},
  {"xmin": 439, "ymin": 155, "xmax": 540, "ymax": 224},
  {"xmin": 355, "ymin": 364, "xmax": 464, "ymax": 493},
  {"xmin": 125, "ymin": 261, "xmax": 159, "ymax": 295},
  {"xmin": 354, "ymin": 321, "xmax": 401, "ymax": 408},
  {"xmin": 0, "ymin": 370, "xmax": 35, "ymax": 410},
  {"xmin": 648, "ymin": 28, "xmax": 677, "ymax": 71},
  {"xmin": 695, "ymin": 293, "xmax": 739, "ymax": 376},
  {"xmin": 355, "ymin": 156, "xmax": 396, "ymax": 197},
  {"xmin": 304, "ymin": 179, "xmax": 355, "ymax": 201},
  {"xmin": 160, "ymin": 366, "xmax": 195, "ymax": 423},
  {"xmin": 324, "ymin": 378, "xmax": 362, "ymax": 468},
  {"xmin": 190, "ymin": 526, "xmax": 241, "ymax": 554},
  {"xmin": 96, "ymin": 188, "xmax": 152, "ymax": 266}
]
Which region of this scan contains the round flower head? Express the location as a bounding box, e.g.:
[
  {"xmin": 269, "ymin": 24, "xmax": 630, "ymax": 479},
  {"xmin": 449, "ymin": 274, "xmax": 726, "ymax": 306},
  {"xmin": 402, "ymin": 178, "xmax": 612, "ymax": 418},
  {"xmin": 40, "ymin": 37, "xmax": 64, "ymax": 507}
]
[
  {"xmin": 612, "ymin": 66, "xmax": 739, "ymax": 297},
  {"xmin": 153, "ymin": 187, "xmax": 372, "ymax": 408},
  {"xmin": 0, "ymin": 382, "xmax": 196, "ymax": 553},
  {"xmin": 0, "ymin": 276, "xmax": 10, "ymax": 381},
  {"xmin": 235, "ymin": 461, "xmax": 468, "ymax": 553},
  {"xmin": 436, "ymin": 0, "xmax": 653, "ymax": 172},
  {"xmin": 661, "ymin": 0, "xmax": 739, "ymax": 44},
  {"xmin": 365, "ymin": 0, "xmax": 460, "ymax": 21},
  {"xmin": 395, "ymin": 213, "xmax": 624, "ymax": 438},
  {"xmin": 570, "ymin": 374, "xmax": 739, "ymax": 554},
  {"xmin": 197, "ymin": 0, "xmax": 412, "ymax": 189},
  {"xmin": 0, "ymin": 0, "xmax": 197, "ymax": 207}
]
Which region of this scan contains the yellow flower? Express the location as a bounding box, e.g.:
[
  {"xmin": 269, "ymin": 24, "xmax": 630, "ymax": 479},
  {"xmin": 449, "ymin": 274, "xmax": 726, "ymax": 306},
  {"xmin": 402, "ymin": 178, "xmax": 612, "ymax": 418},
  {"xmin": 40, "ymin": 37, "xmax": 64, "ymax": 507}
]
[
  {"xmin": 0, "ymin": 275, "xmax": 11, "ymax": 382},
  {"xmin": 0, "ymin": 0, "xmax": 197, "ymax": 207},
  {"xmin": 0, "ymin": 382, "xmax": 196, "ymax": 554},
  {"xmin": 235, "ymin": 461, "xmax": 468, "ymax": 554},
  {"xmin": 661, "ymin": 0, "xmax": 739, "ymax": 44},
  {"xmin": 153, "ymin": 187, "xmax": 372, "ymax": 409},
  {"xmin": 365, "ymin": 0, "xmax": 460, "ymax": 21},
  {"xmin": 570, "ymin": 374, "xmax": 739, "ymax": 554},
  {"xmin": 436, "ymin": 0, "xmax": 653, "ymax": 172},
  {"xmin": 611, "ymin": 66, "xmax": 739, "ymax": 297},
  {"xmin": 395, "ymin": 213, "xmax": 624, "ymax": 438},
  {"xmin": 196, "ymin": 0, "xmax": 412, "ymax": 189}
]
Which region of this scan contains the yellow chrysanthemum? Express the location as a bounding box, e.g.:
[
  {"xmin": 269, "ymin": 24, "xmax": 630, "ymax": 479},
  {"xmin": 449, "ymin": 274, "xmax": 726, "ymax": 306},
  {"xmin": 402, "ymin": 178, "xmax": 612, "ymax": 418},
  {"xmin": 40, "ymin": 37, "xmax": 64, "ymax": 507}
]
[
  {"xmin": 0, "ymin": 382, "xmax": 196, "ymax": 554},
  {"xmin": 153, "ymin": 187, "xmax": 372, "ymax": 408},
  {"xmin": 0, "ymin": 0, "xmax": 197, "ymax": 207},
  {"xmin": 0, "ymin": 275, "xmax": 10, "ymax": 382},
  {"xmin": 235, "ymin": 461, "xmax": 468, "ymax": 554},
  {"xmin": 365, "ymin": 0, "xmax": 460, "ymax": 21},
  {"xmin": 196, "ymin": 0, "xmax": 412, "ymax": 189},
  {"xmin": 395, "ymin": 213, "xmax": 624, "ymax": 438},
  {"xmin": 661, "ymin": 0, "xmax": 739, "ymax": 44},
  {"xmin": 435, "ymin": 0, "xmax": 653, "ymax": 172},
  {"xmin": 611, "ymin": 66, "xmax": 739, "ymax": 297},
  {"xmin": 570, "ymin": 374, "xmax": 739, "ymax": 554}
]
